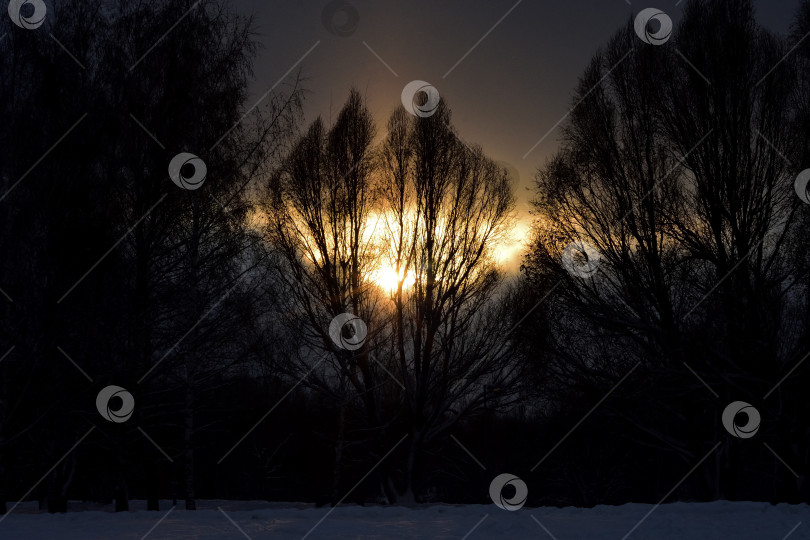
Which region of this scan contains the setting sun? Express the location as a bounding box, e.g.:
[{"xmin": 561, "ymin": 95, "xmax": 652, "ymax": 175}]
[
  {"xmin": 363, "ymin": 216, "xmax": 532, "ymax": 292},
  {"xmin": 492, "ymin": 220, "xmax": 530, "ymax": 266},
  {"xmin": 371, "ymin": 265, "xmax": 416, "ymax": 292}
]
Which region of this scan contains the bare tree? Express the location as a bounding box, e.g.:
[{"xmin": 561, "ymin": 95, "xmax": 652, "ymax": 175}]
[
  {"xmin": 376, "ymin": 102, "xmax": 518, "ymax": 501},
  {"xmin": 261, "ymin": 89, "xmax": 386, "ymax": 504},
  {"xmin": 524, "ymin": 0, "xmax": 801, "ymax": 501},
  {"xmin": 0, "ymin": 0, "xmax": 123, "ymax": 513},
  {"xmin": 75, "ymin": 0, "xmax": 302, "ymax": 511},
  {"xmin": 260, "ymin": 91, "xmax": 519, "ymax": 503}
]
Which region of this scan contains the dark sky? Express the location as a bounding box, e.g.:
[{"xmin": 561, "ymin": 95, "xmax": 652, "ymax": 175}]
[{"xmin": 232, "ymin": 0, "xmax": 799, "ymax": 218}]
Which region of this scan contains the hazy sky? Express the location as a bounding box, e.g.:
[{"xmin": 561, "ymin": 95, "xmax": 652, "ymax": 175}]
[{"xmin": 231, "ymin": 0, "xmax": 799, "ymax": 220}]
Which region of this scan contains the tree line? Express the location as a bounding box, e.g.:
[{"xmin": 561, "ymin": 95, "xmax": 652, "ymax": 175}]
[{"xmin": 1, "ymin": 0, "xmax": 809, "ymax": 514}]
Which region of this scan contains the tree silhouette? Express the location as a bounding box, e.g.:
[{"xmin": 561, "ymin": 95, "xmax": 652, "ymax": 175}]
[
  {"xmin": 523, "ymin": 0, "xmax": 810, "ymax": 502},
  {"xmin": 260, "ymin": 92, "xmax": 519, "ymax": 503},
  {"xmin": 0, "ymin": 0, "xmax": 301, "ymax": 513},
  {"xmin": 261, "ymin": 89, "xmax": 384, "ymax": 505},
  {"xmin": 377, "ymin": 102, "xmax": 517, "ymax": 501}
]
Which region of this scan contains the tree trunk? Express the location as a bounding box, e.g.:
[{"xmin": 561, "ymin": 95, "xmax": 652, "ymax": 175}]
[
  {"xmin": 399, "ymin": 433, "xmax": 421, "ymax": 505},
  {"xmin": 382, "ymin": 475, "xmax": 398, "ymax": 505},
  {"xmin": 331, "ymin": 374, "xmax": 348, "ymax": 506},
  {"xmin": 377, "ymin": 448, "xmax": 396, "ymax": 505},
  {"xmin": 172, "ymin": 463, "xmax": 178, "ymax": 507},
  {"xmin": 184, "ymin": 379, "xmax": 196, "ymax": 510},
  {"xmin": 114, "ymin": 448, "xmax": 128, "ymax": 512},
  {"xmin": 113, "ymin": 480, "xmax": 128, "ymax": 512},
  {"xmin": 48, "ymin": 455, "xmax": 76, "ymax": 514},
  {"xmin": 0, "ymin": 356, "xmax": 7, "ymax": 514},
  {"xmin": 146, "ymin": 464, "xmax": 159, "ymax": 511},
  {"xmin": 46, "ymin": 474, "xmax": 67, "ymax": 514}
]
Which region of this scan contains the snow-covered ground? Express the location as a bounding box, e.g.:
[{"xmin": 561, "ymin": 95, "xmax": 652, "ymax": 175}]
[{"xmin": 0, "ymin": 499, "xmax": 807, "ymax": 539}]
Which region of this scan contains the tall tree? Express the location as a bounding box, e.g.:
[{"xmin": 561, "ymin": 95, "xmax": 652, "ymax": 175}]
[
  {"xmin": 96, "ymin": 0, "xmax": 301, "ymax": 510},
  {"xmin": 262, "ymin": 90, "xmax": 385, "ymax": 504},
  {"xmin": 377, "ymin": 102, "xmax": 517, "ymax": 501},
  {"xmin": 0, "ymin": 0, "xmax": 301, "ymax": 512},
  {"xmin": 524, "ymin": 0, "xmax": 801, "ymax": 502},
  {"xmin": 261, "ymin": 91, "xmax": 519, "ymax": 504}
]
